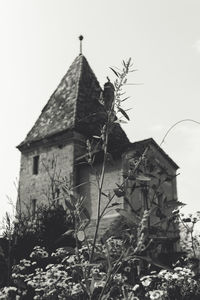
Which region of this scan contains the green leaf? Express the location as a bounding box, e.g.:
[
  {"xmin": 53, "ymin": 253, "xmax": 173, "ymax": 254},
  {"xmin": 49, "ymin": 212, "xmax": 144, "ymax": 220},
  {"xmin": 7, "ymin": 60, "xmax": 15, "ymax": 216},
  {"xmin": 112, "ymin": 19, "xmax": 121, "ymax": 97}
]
[
  {"xmin": 70, "ymin": 194, "xmax": 77, "ymax": 205},
  {"xmin": 114, "ymin": 119, "xmax": 128, "ymax": 124},
  {"xmin": 79, "ymin": 219, "xmax": 90, "ymax": 230},
  {"xmin": 116, "ymin": 208, "xmax": 140, "ymax": 225},
  {"xmin": 108, "ymin": 202, "xmax": 121, "ymax": 207},
  {"xmin": 118, "ymin": 107, "xmax": 130, "ymax": 121},
  {"xmin": 122, "ymin": 172, "xmax": 128, "ymax": 179},
  {"xmin": 136, "ymin": 175, "xmax": 151, "ymax": 181},
  {"xmin": 81, "ymin": 207, "xmax": 90, "ymax": 220},
  {"xmin": 65, "ymin": 199, "xmax": 75, "ymax": 211},
  {"xmin": 113, "ymin": 188, "xmax": 125, "ymax": 197},
  {"xmin": 121, "ymin": 96, "xmax": 130, "ymax": 102},
  {"xmin": 110, "ymin": 67, "xmax": 119, "ymax": 77},
  {"xmin": 77, "ymin": 230, "xmax": 85, "ymax": 241},
  {"xmin": 155, "ymin": 208, "xmax": 166, "ymax": 220},
  {"xmin": 62, "ymin": 186, "xmax": 69, "ymax": 194},
  {"xmin": 101, "ymin": 192, "xmax": 109, "ymax": 197},
  {"xmin": 164, "ymin": 200, "xmax": 186, "ymax": 209},
  {"xmin": 73, "ymin": 181, "xmax": 88, "ymax": 189},
  {"xmin": 90, "ymin": 276, "xmax": 95, "ymax": 294},
  {"xmin": 120, "ymin": 119, "xmax": 128, "ymax": 124},
  {"xmin": 62, "ymin": 229, "xmax": 74, "ymax": 236},
  {"xmin": 105, "ymin": 242, "xmax": 111, "ymax": 272},
  {"xmin": 182, "ymin": 218, "xmax": 191, "ymax": 223}
]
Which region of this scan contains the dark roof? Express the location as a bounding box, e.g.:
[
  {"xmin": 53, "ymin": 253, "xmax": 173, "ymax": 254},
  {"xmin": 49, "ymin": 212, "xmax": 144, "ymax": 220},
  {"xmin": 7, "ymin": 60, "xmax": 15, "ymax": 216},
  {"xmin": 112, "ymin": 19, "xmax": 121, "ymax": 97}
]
[
  {"xmin": 123, "ymin": 138, "xmax": 179, "ymax": 170},
  {"xmin": 17, "ymin": 55, "xmax": 129, "ymax": 150}
]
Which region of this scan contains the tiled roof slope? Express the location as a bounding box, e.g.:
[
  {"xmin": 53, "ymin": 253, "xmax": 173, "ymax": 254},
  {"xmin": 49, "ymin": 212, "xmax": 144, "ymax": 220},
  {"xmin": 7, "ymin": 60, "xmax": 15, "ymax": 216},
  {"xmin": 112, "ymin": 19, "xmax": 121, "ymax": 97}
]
[{"xmin": 18, "ymin": 55, "xmax": 130, "ymax": 150}]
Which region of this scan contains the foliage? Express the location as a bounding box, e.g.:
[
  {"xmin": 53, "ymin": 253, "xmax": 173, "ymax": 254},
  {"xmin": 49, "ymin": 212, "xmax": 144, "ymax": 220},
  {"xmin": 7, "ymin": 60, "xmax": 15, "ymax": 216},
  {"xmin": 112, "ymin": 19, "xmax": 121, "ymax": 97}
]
[
  {"xmin": 6, "ymin": 203, "xmax": 75, "ymax": 260},
  {"xmin": 0, "ymin": 202, "xmax": 75, "ymax": 290}
]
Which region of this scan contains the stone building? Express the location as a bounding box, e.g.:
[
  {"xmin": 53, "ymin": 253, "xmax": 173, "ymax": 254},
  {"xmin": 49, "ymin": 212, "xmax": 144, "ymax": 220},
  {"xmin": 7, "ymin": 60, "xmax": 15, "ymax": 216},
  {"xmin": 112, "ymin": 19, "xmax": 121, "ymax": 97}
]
[{"xmin": 17, "ymin": 53, "xmax": 179, "ymax": 241}]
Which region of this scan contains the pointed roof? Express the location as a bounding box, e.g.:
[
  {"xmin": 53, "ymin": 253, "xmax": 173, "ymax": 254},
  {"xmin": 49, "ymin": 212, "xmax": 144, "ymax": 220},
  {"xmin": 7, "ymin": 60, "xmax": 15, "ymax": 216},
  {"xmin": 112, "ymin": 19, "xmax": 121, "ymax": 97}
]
[{"xmin": 17, "ymin": 55, "xmax": 129, "ymax": 150}]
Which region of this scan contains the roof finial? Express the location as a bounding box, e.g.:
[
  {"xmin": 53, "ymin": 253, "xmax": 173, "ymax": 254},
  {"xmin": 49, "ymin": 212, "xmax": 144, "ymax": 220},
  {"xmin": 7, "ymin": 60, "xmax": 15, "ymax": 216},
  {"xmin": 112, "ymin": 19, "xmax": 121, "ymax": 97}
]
[{"xmin": 79, "ymin": 35, "xmax": 84, "ymax": 55}]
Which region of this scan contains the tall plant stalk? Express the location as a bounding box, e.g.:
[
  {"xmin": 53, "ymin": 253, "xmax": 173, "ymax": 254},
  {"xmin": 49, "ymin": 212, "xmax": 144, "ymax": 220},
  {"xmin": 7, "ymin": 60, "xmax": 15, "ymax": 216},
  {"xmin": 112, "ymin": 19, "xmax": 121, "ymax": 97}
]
[{"xmin": 89, "ymin": 59, "xmax": 133, "ymax": 262}]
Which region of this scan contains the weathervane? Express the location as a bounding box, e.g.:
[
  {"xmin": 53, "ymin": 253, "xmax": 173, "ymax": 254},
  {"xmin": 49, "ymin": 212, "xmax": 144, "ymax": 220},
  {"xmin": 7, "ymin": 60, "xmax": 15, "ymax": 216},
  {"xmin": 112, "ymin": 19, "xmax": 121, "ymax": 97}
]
[{"xmin": 79, "ymin": 35, "xmax": 83, "ymax": 55}]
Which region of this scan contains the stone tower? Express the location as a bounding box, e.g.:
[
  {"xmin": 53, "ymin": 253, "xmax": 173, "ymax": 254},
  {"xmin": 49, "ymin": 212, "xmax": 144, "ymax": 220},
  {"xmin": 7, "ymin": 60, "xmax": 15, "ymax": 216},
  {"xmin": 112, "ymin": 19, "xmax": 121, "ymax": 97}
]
[
  {"xmin": 17, "ymin": 51, "xmax": 179, "ymax": 245},
  {"xmin": 17, "ymin": 54, "xmax": 129, "ymax": 216}
]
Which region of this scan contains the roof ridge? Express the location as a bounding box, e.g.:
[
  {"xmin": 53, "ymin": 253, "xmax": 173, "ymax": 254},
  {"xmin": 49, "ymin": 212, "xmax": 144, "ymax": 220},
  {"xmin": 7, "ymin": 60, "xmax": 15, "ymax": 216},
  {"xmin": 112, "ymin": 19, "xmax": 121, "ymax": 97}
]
[{"xmin": 73, "ymin": 55, "xmax": 84, "ymax": 128}]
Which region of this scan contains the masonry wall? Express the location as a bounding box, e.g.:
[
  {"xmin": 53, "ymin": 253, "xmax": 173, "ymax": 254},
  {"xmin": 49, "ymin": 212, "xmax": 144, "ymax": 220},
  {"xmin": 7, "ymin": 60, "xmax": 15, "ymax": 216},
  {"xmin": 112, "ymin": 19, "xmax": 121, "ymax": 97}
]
[
  {"xmin": 18, "ymin": 142, "xmax": 74, "ymax": 215},
  {"xmin": 123, "ymin": 144, "xmax": 179, "ymax": 239},
  {"xmin": 78, "ymin": 158, "xmax": 123, "ymax": 237}
]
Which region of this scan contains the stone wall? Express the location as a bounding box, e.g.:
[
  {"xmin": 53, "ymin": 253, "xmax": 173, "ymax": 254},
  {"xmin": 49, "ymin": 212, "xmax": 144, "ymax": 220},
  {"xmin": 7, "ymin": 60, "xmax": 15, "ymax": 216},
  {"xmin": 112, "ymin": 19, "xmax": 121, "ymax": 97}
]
[
  {"xmin": 81, "ymin": 142, "xmax": 178, "ymax": 240},
  {"xmin": 123, "ymin": 143, "xmax": 179, "ymax": 241},
  {"xmin": 78, "ymin": 158, "xmax": 123, "ymax": 219},
  {"xmin": 17, "ymin": 141, "xmax": 75, "ymax": 214}
]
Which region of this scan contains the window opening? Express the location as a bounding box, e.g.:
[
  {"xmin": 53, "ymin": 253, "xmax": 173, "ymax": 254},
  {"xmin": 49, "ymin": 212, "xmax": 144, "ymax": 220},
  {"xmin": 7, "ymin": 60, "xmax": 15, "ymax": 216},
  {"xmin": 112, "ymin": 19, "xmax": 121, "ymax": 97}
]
[{"xmin": 33, "ymin": 155, "xmax": 39, "ymax": 174}]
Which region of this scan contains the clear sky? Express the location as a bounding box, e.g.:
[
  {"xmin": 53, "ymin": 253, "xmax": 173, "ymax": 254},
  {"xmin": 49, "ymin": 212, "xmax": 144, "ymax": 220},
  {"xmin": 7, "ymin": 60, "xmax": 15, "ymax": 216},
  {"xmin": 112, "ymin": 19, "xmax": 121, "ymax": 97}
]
[{"xmin": 0, "ymin": 0, "xmax": 200, "ymax": 225}]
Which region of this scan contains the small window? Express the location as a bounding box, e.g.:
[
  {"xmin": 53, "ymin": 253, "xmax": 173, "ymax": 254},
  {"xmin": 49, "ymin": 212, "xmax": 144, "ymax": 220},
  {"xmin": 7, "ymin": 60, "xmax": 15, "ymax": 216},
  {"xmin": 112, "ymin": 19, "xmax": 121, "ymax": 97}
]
[
  {"xmin": 33, "ymin": 155, "xmax": 39, "ymax": 174},
  {"xmin": 31, "ymin": 199, "xmax": 37, "ymax": 219}
]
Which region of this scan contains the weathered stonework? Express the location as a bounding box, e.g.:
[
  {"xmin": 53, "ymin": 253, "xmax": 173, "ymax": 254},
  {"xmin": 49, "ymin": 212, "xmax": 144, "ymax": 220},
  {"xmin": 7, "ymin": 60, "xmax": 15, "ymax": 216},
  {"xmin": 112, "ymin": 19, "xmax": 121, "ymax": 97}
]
[
  {"xmin": 18, "ymin": 140, "xmax": 74, "ymax": 213},
  {"xmin": 78, "ymin": 159, "xmax": 123, "ymax": 219}
]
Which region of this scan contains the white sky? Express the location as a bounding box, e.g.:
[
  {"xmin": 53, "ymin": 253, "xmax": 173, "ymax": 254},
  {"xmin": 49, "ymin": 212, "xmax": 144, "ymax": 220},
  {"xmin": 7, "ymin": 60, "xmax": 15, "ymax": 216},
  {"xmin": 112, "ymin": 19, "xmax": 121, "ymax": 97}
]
[{"xmin": 0, "ymin": 0, "xmax": 200, "ymax": 224}]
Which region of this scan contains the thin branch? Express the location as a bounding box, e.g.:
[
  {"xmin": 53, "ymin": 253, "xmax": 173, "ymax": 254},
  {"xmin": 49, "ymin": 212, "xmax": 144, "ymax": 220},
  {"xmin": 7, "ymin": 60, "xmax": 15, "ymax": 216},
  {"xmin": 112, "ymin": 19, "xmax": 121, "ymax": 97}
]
[{"xmin": 160, "ymin": 119, "xmax": 200, "ymax": 147}]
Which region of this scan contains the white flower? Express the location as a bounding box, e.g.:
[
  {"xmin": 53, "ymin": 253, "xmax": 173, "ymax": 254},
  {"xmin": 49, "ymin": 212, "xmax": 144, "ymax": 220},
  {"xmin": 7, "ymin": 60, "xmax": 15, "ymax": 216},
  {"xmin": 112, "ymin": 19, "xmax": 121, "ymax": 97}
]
[
  {"xmin": 67, "ymin": 255, "xmax": 76, "ymax": 264},
  {"xmin": 172, "ymin": 273, "xmax": 179, "ymax": 280},
  {"xmin": 94, "ymin": 280, "xmax": 106, "ymax": 288},
  {"xmin": 132, "ymin": 284, "xmax": 140, "ymax": 291},
  {"xmin": 158, "ymin": 269, "xmax": 167, "ymax": 277},
  {"xmin": 129, "ymin": 296, "xmax": 140, "ymax": 300},
  {"xmin": 174, "ymin": 267, "xmax": 183, "ymax": 272},
  {"xmin": 113, "ymin": 273, "xmax": 127, "ymax": 283},
  {"xmin": 149, "ymin": 290, "xmax": 164, "ymax": 300},
  {"xmin": 71, "ymin": 283, "xmax": 83, "ymax": 295},
  {"xmin": 141, "ymin": 278, "xmax": 152, "ymax": 286},
  {"xmin": 164, "ymin": 272, "xmax": 173, "ymax": 280}
]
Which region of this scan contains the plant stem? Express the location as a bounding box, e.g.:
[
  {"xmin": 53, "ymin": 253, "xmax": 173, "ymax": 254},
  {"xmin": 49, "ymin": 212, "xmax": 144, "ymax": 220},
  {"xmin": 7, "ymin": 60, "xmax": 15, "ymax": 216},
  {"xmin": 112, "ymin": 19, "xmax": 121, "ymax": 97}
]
[{"xmin": 90, "ymin": 129, "xmax": 109, "ymax": 262}]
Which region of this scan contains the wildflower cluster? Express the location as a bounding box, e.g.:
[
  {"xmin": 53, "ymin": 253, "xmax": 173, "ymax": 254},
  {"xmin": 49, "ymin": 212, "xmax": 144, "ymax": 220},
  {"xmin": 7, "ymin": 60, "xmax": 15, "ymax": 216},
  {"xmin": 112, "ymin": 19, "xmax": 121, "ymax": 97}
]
[
  {"xmin": 12, "ymin": 259, "xmax": 35, "ymax": 281},
  {"xmin": 51, "ymin": 247, "xmax": 73, "ymax": 260},
  {"xmin": 0, "ymin": 286, "xmax": 19, "ymax": 300},
  {"xmin": 138, "ymin": 267, "xmax": 200, "ymax": 300},
  {"xmin": 26, "ymin": 264, "xmax": 85, "ymax": 300},
  {"xmin": 30, "ymin": 246, "xmax": 49, "ymax": 260}
]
